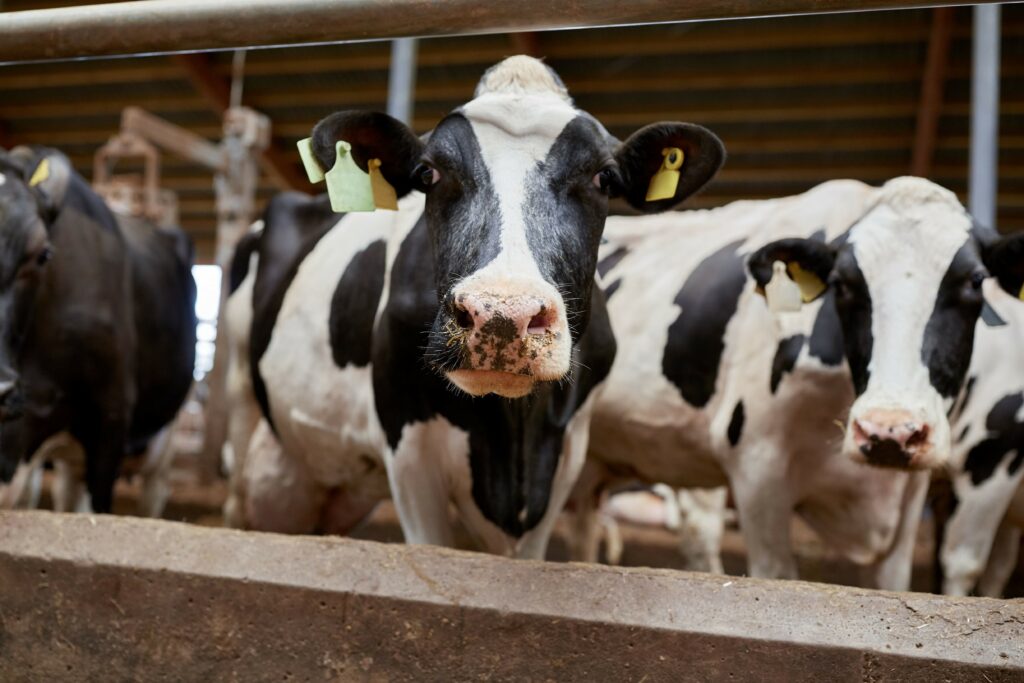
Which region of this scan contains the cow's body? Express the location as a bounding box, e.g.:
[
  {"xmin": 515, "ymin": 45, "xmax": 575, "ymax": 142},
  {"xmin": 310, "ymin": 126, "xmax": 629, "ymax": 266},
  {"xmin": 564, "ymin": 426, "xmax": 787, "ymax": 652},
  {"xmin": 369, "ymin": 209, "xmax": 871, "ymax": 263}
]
[
  {"xmin": 578, "ymin": 177, "xmax": 1024, "ymax": 588},
  {"xmin": 0, "ymin": 147, "xmax": 196, "ymax": 513},
  {"xmin": 231, "ymin": 57, "xmax": 723, "ymax": 555},
  {"xmin": 940, "ymin": 290, "xmax": 1024, "ymax": 595}
]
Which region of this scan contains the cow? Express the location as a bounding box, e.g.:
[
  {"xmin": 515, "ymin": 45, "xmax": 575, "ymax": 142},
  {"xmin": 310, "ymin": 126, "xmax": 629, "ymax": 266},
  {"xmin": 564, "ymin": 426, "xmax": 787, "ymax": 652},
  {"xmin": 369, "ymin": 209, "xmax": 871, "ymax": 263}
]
[
  {"xmin": 936, "ymin": 287, "xmax": 1024, "ymax": 596},
  {"xmin": 574, "ymin": 177, "xmax": 1024, "ymax": 589},
  {"xmin": 0, "ymin": 146, "xmax": 197, "ymax": 514},
  {"xmin": 232, "ymin": 56, "xmax": 725, "ymax": 557}
]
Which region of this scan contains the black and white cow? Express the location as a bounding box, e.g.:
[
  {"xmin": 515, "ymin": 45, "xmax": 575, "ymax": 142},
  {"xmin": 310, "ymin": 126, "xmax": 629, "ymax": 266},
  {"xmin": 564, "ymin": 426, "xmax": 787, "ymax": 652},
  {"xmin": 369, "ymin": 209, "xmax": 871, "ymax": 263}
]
[
  {"xmin": 0, "ymin": 146, "xmax": 197, "ymax": 513},
  {"xmin": 937, "ymin": 288, "xmax": 1024, "ymax": 596},
  {"xmin": 233, "ymin": 56, "xmax": 724, "ymax": 556},
  {"xmin": 578, "ymin": 177, "xmax": 1024, "ymax": 588}
]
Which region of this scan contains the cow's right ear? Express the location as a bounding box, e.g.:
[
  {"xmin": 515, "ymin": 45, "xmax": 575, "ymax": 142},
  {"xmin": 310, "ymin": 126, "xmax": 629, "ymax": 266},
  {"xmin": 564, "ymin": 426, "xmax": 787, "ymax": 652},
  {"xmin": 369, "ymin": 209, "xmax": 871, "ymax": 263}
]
[
  {"xmin": 11, "ymin": 146, "xmax": 72, "ymax": 218},
  {"xmin": 311, "ymin": 111, "xmax": 425, "ymax": 198},
  {"xmin": 747, "ymin": 238, "xmax": 836, "ymax": 304}
]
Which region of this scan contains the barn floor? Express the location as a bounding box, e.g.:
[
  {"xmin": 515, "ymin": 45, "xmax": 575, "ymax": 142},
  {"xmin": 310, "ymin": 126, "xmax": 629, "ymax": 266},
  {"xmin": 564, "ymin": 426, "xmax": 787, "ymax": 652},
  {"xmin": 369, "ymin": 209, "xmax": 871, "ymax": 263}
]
[{"xmin": 94, "ymin": 471, "xmax": 1024, "ymax": 598}]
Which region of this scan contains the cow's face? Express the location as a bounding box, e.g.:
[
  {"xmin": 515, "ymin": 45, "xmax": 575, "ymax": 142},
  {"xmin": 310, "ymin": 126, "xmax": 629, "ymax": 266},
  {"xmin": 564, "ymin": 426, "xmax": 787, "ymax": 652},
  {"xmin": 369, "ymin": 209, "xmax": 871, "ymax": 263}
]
[
  {"xmin": 750, "ymin": 177, "xmax": 1024, "ymax": 470},
  {"xmin": 310, "ymin": 56, "xmax": 724, "ymax": 397}
]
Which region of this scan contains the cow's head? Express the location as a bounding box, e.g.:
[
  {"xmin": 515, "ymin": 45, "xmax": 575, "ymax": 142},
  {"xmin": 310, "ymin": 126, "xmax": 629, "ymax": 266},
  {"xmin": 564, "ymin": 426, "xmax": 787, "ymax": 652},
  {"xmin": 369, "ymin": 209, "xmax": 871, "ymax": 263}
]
[
  {"xmin": 749, "ymin": 177, "xmax": 1024, "ymax": 470},
  {"xmin": 0, "ymin": 147, "xmax": 68, "ymax": 480},
  {"xmin": 309, "ymin": 56, "xmax": 724, "ymax": 397}
]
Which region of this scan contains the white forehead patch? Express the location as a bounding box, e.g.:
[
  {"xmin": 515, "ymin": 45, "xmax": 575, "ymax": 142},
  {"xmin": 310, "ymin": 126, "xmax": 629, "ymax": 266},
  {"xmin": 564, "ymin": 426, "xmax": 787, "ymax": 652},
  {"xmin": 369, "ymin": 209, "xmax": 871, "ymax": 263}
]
[
  {"xmin": 473, "ymin": 55, "xmax": 571, "ymax": 103},
  {"xmin": 849, "ymin": 176, "xmax": 972, "ymax": 404}
]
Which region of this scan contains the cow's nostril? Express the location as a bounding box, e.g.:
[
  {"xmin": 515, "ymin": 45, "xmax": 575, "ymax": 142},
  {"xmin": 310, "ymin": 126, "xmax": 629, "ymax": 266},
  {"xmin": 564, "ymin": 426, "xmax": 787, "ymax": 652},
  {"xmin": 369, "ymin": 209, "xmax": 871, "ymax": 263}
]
[
  {"xmin": 454, "ymin": 307, "xmax": 474, "ymax": 330},
  {"xmin": 905, "ymin": 424, "xmax": 929, "ymax": 449},
  {"xmin": 527, "ymin": 312, "xmax": 550, "ymax": 335}
]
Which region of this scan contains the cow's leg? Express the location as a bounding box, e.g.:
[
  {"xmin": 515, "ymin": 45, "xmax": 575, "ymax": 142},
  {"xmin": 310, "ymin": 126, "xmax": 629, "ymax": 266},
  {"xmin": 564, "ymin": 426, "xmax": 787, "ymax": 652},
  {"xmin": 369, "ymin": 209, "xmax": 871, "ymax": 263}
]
[
  {"xmin": 730, "ymin": 465, "xmax": 798, "ymax": 580},
  {"xmin": 0, "ymin": 447, "xmax": 47, "ymax": 510},
  {"xmin": 862, "ymin": 470, "xmax": 929, "ymax": 592},
  {"xmin": 224, "ymin": 388, "xmax": 261, "ymax": 529},
  {"xmin": 942, "ymin": 476, "xmax": 1021, "ymax": 596},
  {"xmin": 387, "ymin": 423, "xmax": 457, "ymax": 548},
  {"xmin": 138, "ymin": 426, "xmax": 174, "ymax": 518},
  {"xmin": 565, "ymin": 459, "xmax": 609, "ymax": 563},
  {"xmin": 242, "ymin": 419, "xmax": 324, "ymax": 534},
  {"xmin": 319, "ymin": 488, "xmax": 381, "ymax": 536},
  {"xmin": 977, "ymin": 519, "xmax": 1021, "ymax": 598},
  {"xmin": 46, "ymin": 434, "xmax": 88, "ymax": 513},
  {"xmin": 675, "ymin": 487, "xmax": 727, "ymax": 574}
]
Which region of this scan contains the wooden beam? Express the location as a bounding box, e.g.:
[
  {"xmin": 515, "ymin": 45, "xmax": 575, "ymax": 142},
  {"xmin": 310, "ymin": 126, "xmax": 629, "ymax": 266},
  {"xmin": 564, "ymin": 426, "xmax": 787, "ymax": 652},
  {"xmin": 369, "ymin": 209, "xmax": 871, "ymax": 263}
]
[
  {"xmin": 911, "ymin": 7, "xmax": 954, "ymax": 177},
  {"xmin": 171, "ymin": 52, "xmax": 311, "ymax": 192},
  {"xmin": 0, "ymin": 119, "xmax": 14, "ymax": 148}
]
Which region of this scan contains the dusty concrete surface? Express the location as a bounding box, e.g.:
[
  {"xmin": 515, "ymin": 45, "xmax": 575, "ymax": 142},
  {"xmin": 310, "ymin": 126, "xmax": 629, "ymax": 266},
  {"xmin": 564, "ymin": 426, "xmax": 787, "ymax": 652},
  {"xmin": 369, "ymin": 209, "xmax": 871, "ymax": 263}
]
[{"xmin": 0, "ymin": 511, "xmax": 1022, "ymax": 681}]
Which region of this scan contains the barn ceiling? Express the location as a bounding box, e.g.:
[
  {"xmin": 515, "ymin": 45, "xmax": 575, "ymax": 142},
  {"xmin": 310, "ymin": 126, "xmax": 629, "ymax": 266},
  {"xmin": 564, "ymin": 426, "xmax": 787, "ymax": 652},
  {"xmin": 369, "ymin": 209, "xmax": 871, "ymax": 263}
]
[{"xmin": 1, "ymin": 1, "xmax": 1022, "ymax": 262}]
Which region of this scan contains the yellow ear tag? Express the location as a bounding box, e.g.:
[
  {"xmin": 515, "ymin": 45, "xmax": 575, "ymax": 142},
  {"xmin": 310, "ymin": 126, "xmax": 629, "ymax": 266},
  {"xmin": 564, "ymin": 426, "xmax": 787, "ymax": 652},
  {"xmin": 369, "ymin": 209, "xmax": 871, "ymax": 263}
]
[
  {"xmin": 787, "ymin": 262, "xmax": 827, "ymax": 303},
  {"xmin": 1018, "ymin": 282, "xmax": 1024, "ymax": 302},
  {"xmin": 28, "ymin": 158, "xmax": 50, "ymax": 187},
  {"xmin": 645, "ymin": 147, "xmax": 684, "ymax": 202},
  {"xmin": 765, "ymin": 261, "xmax": 803, "ymax": 314},
  {"xmin": 368, "ymin": 158, "xmax": 398, "ymax": 211},
  {"xmin": 296, "ymin": 137, "xmax": 325, "ymax": 184},
  {"xmin": 324, "ymin": 141, "xmax": 376, "ymax": 213}
]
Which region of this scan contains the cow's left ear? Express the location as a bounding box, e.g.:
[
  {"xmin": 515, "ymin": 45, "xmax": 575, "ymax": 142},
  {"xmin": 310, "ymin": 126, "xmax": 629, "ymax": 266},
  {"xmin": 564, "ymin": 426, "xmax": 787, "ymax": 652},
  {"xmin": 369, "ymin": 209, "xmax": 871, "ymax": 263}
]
[
  {"xmin": 310, "ymin": 111, "xmax": 425, "ymax": 198},
  {"xmin": 747, "ymin": 238, "xmax": 836, "ymax": 304},
  {"xmin": 10, "ymin": 146, "xmax": 72, "ymax": 216},
  {"xmin": 980, "ymin": 231, "xmax": 1024, "ymax": 300},
  {"xmin": 613, "ymin": 122, "xmax": 725, "ymax": 213}
]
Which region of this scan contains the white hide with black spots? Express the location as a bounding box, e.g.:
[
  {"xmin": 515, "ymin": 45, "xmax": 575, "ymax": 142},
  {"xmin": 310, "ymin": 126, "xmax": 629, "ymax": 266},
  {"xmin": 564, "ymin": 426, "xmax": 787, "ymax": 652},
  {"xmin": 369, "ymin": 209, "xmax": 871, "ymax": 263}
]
[
  {"xmin": 579, "ymin": 180, "xmax": 930, "ymax": 588},
  {"xmin": 940, "ymin": 281, "xmax": 1024, "ymax": 596}
]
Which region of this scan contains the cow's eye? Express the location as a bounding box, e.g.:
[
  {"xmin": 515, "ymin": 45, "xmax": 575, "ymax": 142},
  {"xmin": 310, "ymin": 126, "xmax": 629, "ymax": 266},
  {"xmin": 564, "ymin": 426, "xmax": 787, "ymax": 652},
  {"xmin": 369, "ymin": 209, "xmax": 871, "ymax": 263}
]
[
  {"xmin": 969, "ymin": 268, "xmax": 988, "ymax": 290},
  {"xmin": 592, "ymin": 168, "xmax": 616, "ymax": 194},
  {"xmin": 36, "ymin": 246, "xmax": 53, "ymax": 266},
  {"xmin": 414, "ymin": 163, "xmax": 440, "ymax": 189}
]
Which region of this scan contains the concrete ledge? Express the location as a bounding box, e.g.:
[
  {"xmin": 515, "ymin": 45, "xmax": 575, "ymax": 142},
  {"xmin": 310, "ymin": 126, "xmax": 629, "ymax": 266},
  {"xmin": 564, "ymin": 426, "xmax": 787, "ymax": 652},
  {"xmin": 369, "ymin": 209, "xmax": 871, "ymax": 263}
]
[{"xmin": 0, "ymin": 511, "xmax": 1021, "ymax": 681}]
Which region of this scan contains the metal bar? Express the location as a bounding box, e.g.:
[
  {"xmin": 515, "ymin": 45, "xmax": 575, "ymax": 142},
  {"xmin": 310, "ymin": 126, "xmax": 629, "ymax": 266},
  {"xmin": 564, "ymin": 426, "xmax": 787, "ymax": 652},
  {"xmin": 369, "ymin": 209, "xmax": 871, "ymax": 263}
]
[
  {"xmin": 969, "ymin": 3, "xmax": 1001, "ymax": 229},
  {"xmin": 910, "ymin": 7, "xmax": 954, "ymax": 177},
  {"xmin": 386, "ymin": 38, "xmax": 418, "ymax": 126},
  {"xmin": 0, "ymin": 511, "xmax": 1021, "ymax": 680},
  {"xmin": 0, "ymin": 0, "xmax": 1006, "ymax": 63}
]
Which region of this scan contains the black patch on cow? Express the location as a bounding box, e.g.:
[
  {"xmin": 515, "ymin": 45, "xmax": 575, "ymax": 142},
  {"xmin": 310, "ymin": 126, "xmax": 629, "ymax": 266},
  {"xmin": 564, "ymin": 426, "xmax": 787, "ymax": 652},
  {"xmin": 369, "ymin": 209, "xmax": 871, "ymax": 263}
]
[
  {"xmin": 597, "ymin": 246, "xmax": 628, "ymax": 279},
  {"xmin": 807, "ymin": 291, "xmax": 845, "ymax": 367},
  {"xmin": 980, "ymin": 300, "xmax": 1007, "ymax": 327},
  {"xmin": 957, "ymin": 424, "xmax": 970, "ymax": 444},
  {"xmin": 921, "ymin": 242, "xmax": 986, "ymax": 399},
  {"xmin": 770, "ymin": 335, "xmax": 806, "ymax": 394},
  {"xmin": 964, "ymin": 392, "xmax": 1024, "ymax": 486},
  {"xmin": 949, "ymin": 376, "xmax": 977, "ymax": 421},
  {"xmin": 522, "ymin": 115, "xmax": 616, "ymax": 341},
  {"xmin": 250, "ymin": 193, "xmax": 336, "ymax": 428},
  {"xmin": 604, "ymin": 278, "xmax": 622, "ymax": 301},
  {"xmin": 329, "ymin": 239, "xmax": 386, "ymax": 368},
  {"xmin": 727, "ymin": 401, "xmax": 745, "ymax": 446},
  {"xmin": 662, "ymin": 239, "xmax": 746, "ymax": 407},
  {"xmin": 228, "ymin": 229, "xmax": 261, "ymax": 295},
  {"xmin": 831, "ymin": 248, "xmax": 873, "ymax": 395},
  {"xmin": 374, "ymin": 220, "xmax": 616, "ymax": 538}
]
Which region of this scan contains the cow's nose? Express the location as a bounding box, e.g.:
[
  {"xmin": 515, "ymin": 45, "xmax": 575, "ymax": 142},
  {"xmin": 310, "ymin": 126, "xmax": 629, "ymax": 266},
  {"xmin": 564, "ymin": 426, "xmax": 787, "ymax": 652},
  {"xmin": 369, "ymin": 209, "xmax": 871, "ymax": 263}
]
[
  {"xmin": 852, "ymin": 409, "xmax": 930, "ymax": 466},
  {"xmin": 454, "ymin": 292, "xmax": 558, "ymax": 339}
]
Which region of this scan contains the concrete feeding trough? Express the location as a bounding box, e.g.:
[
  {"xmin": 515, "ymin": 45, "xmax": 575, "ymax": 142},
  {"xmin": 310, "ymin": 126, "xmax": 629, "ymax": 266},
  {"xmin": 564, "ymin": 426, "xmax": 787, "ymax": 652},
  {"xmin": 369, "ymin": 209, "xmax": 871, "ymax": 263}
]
[{"xmin": 0, "ymin": 510, "xmax": 1021, "ymax": 680}]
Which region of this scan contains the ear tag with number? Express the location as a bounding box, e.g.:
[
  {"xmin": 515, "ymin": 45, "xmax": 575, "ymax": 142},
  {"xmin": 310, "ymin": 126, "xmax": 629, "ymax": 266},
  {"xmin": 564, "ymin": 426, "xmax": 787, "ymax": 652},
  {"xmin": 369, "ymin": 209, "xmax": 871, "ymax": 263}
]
[
  {"xmin": 324, "ymin": 141, "xmax": 376, "ymax": 213},
  {"xmin": 788, "ymin": 262, "xmax": 826, "ymax": 303},
  {"xmin": 29, "ymin": 158, "xmax": 50, "ymax": 187},
  {"xmin": 296, "ymin": 137, "xmax": 325, "ymax": 184},
  {"xmin": 368, "ymin": 158, "xmax": 398, "ymax": 211},
  {"xmin": 645, "ymin": 147, "xmax": 684, "ymax": 202},
  {"xmin": 765, "ymin": 261, "xmax": 803, "ymax": 313}
]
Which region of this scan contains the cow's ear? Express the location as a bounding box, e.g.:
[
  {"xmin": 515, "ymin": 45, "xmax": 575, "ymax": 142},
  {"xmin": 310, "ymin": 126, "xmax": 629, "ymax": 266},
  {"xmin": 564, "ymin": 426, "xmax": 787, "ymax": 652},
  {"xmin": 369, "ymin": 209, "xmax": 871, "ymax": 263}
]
[
  {"xmin": 980, "ymin": 231, "xmax": 1024, "ymax": 300},
  {"xmin": 613, "ymin": 122, "xmax": 725, "ymax": 213},
  {"xmin": 311, "ymin": 111, "xmax": 424, "ymax": 198},
  {"xmin": 12, "ymin": 147, "xmax": 72, "ymax": 216},
  {"xmin": 747, "ymin": 238, "xmax": 836, "ymax": 304}
]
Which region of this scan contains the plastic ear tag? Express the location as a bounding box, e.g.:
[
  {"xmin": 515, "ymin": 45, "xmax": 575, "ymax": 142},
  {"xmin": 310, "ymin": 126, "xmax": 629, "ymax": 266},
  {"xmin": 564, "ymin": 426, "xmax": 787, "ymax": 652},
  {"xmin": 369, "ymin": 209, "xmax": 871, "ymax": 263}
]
[
  {"xmin": 1018, "ymin": 282, "xmax": 1024, "ymax": 302},
  {"xmin": 788, "ymin": 262, "xmax": 826, "ymax": 303},
  {"xmin": 296, "ymin": 138, "xmax": 325, "ymax": 184},
  {"xmin": 765, "ymin": 261, "xmax": 803, "ymax": 313},
  {"xmin": 28, "ymin": 158, "xmax": 50, "ymax": 187},
  {"xmin": 368, "ymin": 159, "xmax": 398, "ymax": 211},
  {"xmin": 645, "ymin": 147, "xmax": 684, "ymax": 202},
  {"xmin": 324, "ymin": 141, "xmax": 376, "ymax": 213}
]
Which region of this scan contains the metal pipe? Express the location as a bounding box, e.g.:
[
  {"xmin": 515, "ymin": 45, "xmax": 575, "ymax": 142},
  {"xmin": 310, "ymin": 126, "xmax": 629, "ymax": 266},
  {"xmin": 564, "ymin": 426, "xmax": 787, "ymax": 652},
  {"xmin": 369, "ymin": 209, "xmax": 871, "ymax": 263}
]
[
  {"xmin": 0, "ymin": 0, "xmax": 1003, "ymax": 64},
  {"xmin": 387, "ymin": 39, "xmax": 418, "ymax": 126},
  {"xmin": 968, "ymin": 3, "xmax": 1001, "ymax": 230}
]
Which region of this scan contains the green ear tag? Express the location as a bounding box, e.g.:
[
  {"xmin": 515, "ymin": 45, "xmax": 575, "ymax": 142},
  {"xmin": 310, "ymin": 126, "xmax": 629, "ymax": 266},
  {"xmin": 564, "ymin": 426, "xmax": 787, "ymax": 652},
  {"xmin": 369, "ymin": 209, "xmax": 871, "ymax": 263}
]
[
  {"xmin": 296, "ymin": 138, "xmax": 325, "ymax": 184},
  {"xmin": 645, "ymin": 147, "xmax": 684, "ymax": 202},
  {"xmin": 325, "ymin": 141, "xmax": 376, "ymax": 213}
]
